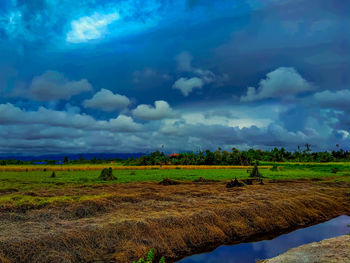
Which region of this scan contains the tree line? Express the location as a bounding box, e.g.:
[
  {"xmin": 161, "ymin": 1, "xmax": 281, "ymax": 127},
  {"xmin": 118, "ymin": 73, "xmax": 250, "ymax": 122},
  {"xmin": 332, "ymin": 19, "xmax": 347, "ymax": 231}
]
[
  {"xmin": 0, "ymin": 145, "xmax": 349, "ymax": 166},
  {"xmin": 131, "ymin": 145, "xmax": 350, "ymax": 166}
]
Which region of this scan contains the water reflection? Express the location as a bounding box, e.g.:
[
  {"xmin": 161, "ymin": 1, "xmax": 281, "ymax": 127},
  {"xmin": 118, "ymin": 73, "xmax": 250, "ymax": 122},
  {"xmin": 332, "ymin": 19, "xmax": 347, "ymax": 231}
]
[{"xmin": 178, "ymin": 215, "xmax": 350, "ymax": 263}]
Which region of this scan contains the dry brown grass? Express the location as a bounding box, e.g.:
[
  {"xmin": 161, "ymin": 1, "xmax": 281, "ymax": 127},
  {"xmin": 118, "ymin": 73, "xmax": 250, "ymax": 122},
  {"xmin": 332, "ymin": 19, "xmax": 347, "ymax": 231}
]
[{"xmin": 0, "ymin": 179, "xmax": 349, "ymax": 263}]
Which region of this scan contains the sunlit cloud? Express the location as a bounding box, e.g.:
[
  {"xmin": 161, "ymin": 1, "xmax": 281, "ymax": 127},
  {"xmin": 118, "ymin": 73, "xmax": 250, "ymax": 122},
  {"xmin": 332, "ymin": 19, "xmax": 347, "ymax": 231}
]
[{"xmin": 66, "ymin": 12, "xmax": 120, "ymax": 43}]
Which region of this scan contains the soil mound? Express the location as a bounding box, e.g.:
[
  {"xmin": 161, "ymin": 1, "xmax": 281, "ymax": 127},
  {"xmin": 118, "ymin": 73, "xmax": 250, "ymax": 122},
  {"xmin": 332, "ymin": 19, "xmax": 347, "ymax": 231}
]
[
  {"xmin": 226, "ymin": 178, "xmax": 244, "ymax": 188},
  {"xmin": 159, "ymin": 178, "xmax": 180, "ymax": 185}
]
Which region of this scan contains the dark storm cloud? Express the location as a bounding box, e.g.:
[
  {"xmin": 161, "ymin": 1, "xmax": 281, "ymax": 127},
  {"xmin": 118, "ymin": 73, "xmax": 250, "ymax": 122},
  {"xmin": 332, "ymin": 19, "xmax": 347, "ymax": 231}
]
[
  {"xmin": 29, "ymin": 71, "xmax": 93, "ymax": 101},
  {"xmin": 0, "ymin": 0, "xmax": 349, "ymax": 154}
]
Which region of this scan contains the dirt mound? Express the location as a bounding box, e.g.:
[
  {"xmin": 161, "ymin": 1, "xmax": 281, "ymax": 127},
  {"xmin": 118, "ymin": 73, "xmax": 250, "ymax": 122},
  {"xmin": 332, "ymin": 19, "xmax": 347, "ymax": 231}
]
[
  {"xmin": 226, "ymin": 178, "xmax": 244, "ymax": 188},
  {"xmin": 158, "ymin": 178, "xmax": 180, "ymax": 185}
]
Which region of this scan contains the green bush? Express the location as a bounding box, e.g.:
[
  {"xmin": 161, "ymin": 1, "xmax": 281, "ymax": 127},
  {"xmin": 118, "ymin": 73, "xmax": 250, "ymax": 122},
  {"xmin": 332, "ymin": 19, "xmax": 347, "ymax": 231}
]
[
  {"xmin": 99, "ymin": 167, "xmax": 117, "ymax": 181},
  {"xmin": 133, "ymin": 249, "xmax": 165, "ymax": 263},
  {"xmin": 250, "ymin": 163, "xmax": 262, "ymax": 178}
]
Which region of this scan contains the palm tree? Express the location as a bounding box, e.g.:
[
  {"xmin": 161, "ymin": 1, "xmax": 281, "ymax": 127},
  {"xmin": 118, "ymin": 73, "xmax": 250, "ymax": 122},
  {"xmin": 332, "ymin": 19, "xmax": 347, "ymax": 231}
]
[{"xmin": 305, "ymin": 143, "xmax": 311, "ymax": 153}]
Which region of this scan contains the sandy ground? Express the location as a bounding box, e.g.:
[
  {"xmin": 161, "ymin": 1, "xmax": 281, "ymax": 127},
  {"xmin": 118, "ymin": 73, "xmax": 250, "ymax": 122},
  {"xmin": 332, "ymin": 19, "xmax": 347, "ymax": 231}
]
[
  {"xmin": 0, "ymin": 179, "xmax": 349, "ymax": 263},
  {"xmin": 262, "ymin": 235, "xmax": 350, "ymax": 263}
]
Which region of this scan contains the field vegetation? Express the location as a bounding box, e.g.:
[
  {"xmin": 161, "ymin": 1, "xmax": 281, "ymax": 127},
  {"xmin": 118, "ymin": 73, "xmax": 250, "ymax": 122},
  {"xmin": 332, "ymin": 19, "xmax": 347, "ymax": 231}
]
[
  {"xmin": 0, "ymin": 162, "xmax": 349, "ymax": 212},
  {"xmin": 0, "ymin": 156, "xmax": 350, "ymax": 262}
]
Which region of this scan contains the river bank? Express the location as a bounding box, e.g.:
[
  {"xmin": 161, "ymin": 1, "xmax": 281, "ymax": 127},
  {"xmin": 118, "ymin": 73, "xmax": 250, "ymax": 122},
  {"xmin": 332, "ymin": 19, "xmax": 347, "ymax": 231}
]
[
  {"xmin": 0, "ymin": 179, "xmax": 349, "ymax": 262},
  {"xmin": 261, "ymin": 234, "xmax": 350, "ymax": 263}
]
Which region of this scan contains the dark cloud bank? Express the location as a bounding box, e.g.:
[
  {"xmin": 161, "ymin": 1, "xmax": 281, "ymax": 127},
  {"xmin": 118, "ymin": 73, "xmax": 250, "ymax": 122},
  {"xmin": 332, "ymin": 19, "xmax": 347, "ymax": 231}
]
[{"xmin": 0, "ymin": 0, "xmax": 349, "ymax": 154}]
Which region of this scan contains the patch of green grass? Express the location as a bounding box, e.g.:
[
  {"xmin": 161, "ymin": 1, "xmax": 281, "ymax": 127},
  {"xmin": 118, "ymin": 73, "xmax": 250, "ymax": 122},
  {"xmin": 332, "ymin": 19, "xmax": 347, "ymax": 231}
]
[
  {"xmin": 1, "ymin": 163, "xmax": 349, "ymax": 208},
  {"xmin": 1, "ymin": 164, "xmax": 350, "ymax": 190}
]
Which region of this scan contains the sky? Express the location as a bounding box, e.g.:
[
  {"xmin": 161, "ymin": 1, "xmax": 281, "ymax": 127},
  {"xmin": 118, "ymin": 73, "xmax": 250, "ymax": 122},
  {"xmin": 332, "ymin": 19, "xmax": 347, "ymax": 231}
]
[{"xmin": 0, "ymin": 0, "xmax": 349, "ymax": 155}]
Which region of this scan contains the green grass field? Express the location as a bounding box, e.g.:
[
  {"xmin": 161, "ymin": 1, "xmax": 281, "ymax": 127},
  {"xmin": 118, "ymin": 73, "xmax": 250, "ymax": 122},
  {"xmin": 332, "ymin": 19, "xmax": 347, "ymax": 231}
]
[{"xmin": 1, "ymin": 163, "xmax": 350, "ymax": 209}]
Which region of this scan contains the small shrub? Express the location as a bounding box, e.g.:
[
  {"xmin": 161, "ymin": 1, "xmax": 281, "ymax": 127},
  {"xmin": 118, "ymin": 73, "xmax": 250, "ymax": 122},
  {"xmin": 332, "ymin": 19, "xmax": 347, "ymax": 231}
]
[
  {"xmin": 250, "ymin": 163, "xmax": 262, "ymax": 178},
  {"xmin": 133, "ymin": 248, "xmax": 165, "ymax": 263},
  {"xmin": 51, "ymin": 171, "xmax": 56, "ymax": 178},
  {"xmin": 175, "ymin": 167, "xmax": 181, "ymax": 169},
  {"xmin": 130, "ymin": 171, "xmax": 136, "ymax": 175},
  {"xmin": 43, "ymin": 168, "xmax": 47, "ymax": 172},
  {"xmin": 99, "ymin": 167, "xmax": 117, "ymax": 181}
]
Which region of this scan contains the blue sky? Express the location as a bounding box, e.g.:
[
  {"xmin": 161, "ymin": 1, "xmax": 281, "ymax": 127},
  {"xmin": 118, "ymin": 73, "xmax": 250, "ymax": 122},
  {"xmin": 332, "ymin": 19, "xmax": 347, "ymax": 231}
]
[{"xmin": 0, "ymin": 0, "xmax": 349, "ymax": 154}]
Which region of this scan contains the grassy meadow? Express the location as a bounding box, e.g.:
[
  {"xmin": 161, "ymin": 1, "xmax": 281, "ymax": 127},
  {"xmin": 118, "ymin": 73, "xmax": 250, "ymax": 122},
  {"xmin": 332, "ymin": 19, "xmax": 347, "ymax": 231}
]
[{"xmin": 1, "ymin": 162, "xmax": 350, "ymax": 209}]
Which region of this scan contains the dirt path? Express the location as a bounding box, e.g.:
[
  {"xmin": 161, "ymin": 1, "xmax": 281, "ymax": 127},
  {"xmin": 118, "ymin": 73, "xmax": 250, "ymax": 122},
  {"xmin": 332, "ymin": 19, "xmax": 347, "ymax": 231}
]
[
  {"xmin": 0, "ymin": 180, "xmax": 349, "ymax": 263},
  {"xmin": 261, "ymin": 235, "xmax": 350, "ymax": 263}
]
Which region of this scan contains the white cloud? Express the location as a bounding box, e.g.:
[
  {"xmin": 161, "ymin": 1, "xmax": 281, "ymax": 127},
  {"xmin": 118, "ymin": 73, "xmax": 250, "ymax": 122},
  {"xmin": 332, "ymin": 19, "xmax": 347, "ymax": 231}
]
[
  {"xmin": 29, "ymin": 71, "xmax": 92, "ymax": 101},
  {"xmin": 181, "ymin": 112, "xmax": 272, "ymax": 129},
  {"xmin": 132, "ymin": 100, "xmax": 175, "ymax": 120},
  {"xmin": 0, "ymin": 101, "xmax": 348, "ymax": 154},
  {"xmin": 172, "ymin": 77, "xmax": 204, "ymax": 96},
  {"xmin": 83, "ymin": 89, "xmax": 130, "ymax": 111},
  {"xmin": 240, "ymin": 67, "xmax": 313, "ymax": 102},
  {"xmin": 108, "ymin": 115, "xmax": 142, "ymax": 132},
  {"xmin": 66, "ymin": 12, "xmax": 119, "ymax": 43},
  {"xmin": 173, "ymin": 51, "xmax": 227, "ymax": 96},
  {"xmin": 0, "ymin": 103, "xmax": 95, "ymax": 128},
  {"xmin": 313, "ymin": 89, "xmax": 350, "ymax": 112},
  {"xmin": 0, "ymin": 103, "xmax": 141, "ymax": 132}
]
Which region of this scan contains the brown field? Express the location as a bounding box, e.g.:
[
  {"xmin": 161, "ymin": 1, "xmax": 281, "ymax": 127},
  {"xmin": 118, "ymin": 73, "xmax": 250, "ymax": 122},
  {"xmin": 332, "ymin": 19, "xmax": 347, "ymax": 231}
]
[{"xmin": 0, "ymin": 178, "xmax": 349, "ymax": 263}]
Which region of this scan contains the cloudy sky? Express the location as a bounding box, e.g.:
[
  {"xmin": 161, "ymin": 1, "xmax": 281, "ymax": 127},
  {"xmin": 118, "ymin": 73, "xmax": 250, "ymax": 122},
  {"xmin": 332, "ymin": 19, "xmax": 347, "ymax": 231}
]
[{"xmin": 0, "ymin": 0, "xmax": 349, "ymax": 154}]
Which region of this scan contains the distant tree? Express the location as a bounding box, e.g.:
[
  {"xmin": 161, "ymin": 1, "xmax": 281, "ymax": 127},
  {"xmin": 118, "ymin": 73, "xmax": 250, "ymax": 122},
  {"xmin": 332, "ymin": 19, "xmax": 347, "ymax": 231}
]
[
  {"xmin": 305, "ymin": 144, "xmax": 311, "ymax": 153},
  {"xmin": 63, "ymin": 156, "xmax": 69, "ymax": 164}
]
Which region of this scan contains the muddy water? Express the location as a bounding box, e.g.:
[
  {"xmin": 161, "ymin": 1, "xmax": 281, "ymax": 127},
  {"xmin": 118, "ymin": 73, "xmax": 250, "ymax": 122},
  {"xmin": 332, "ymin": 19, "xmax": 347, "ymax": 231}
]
[{"xmin": 178, "ymin": 215, "xmax": 350, "ymax": 263}]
